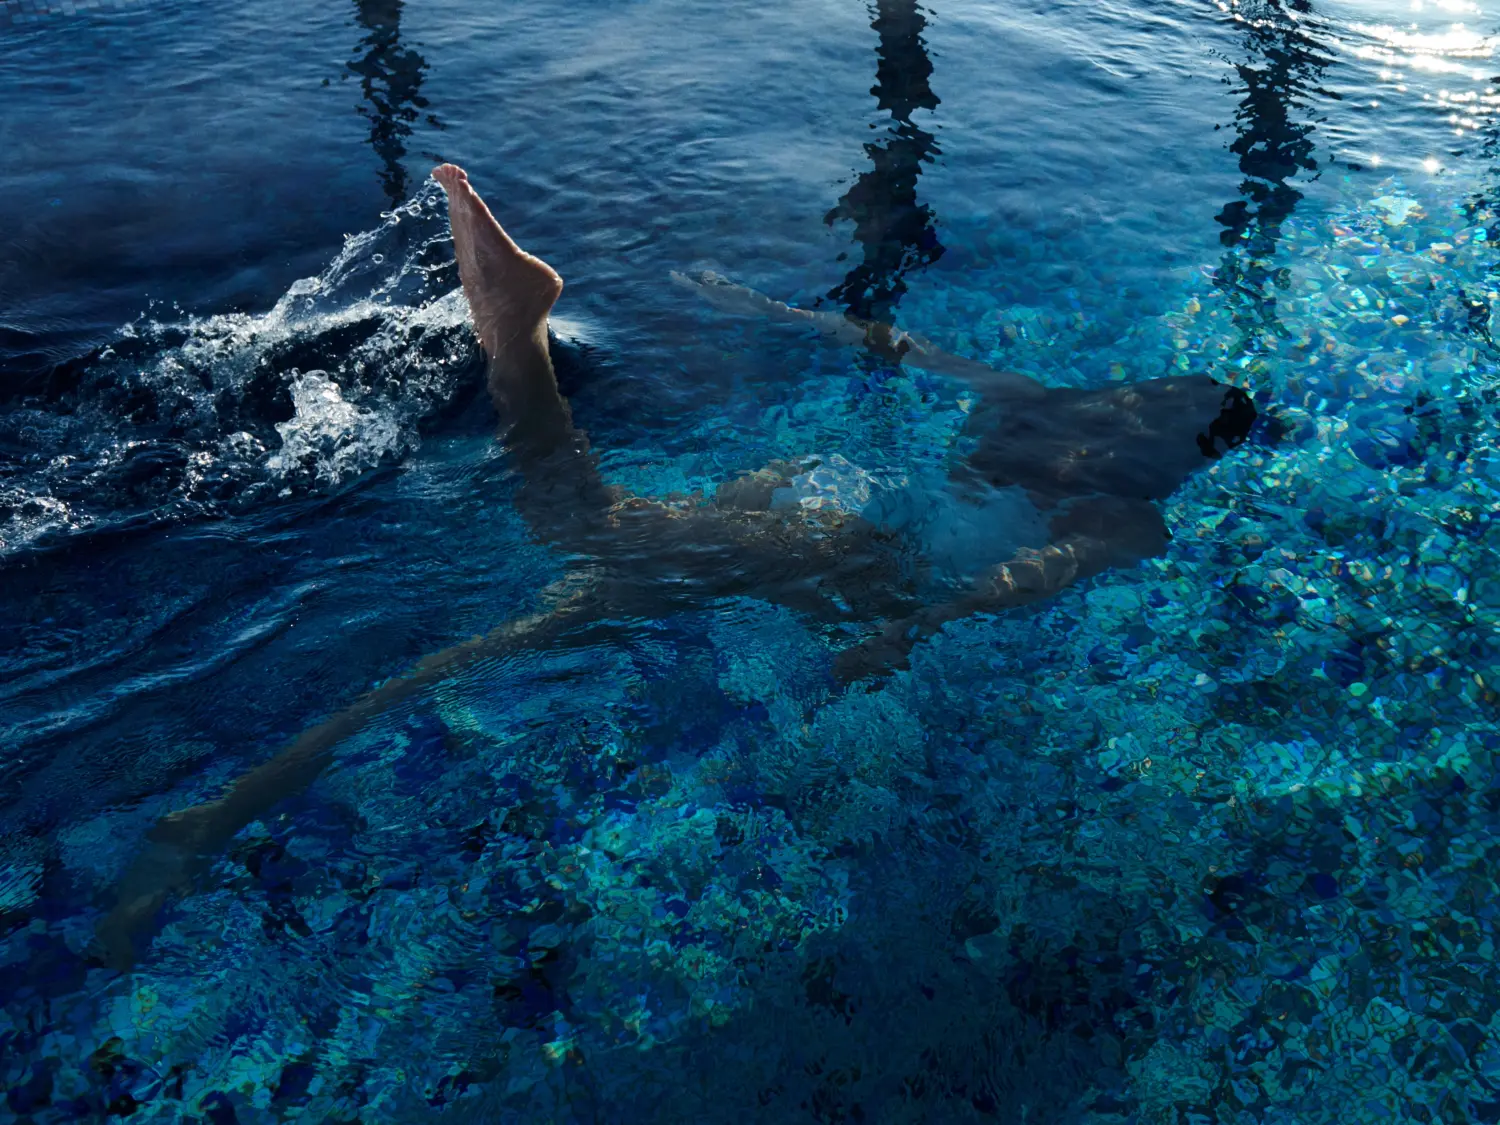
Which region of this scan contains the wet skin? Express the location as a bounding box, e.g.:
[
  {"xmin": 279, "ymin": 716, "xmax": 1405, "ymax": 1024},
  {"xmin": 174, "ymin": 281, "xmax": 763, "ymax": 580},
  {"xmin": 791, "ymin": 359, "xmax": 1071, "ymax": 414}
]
[{"xmin": 93, "ymin": 163, "xmax": 1257, "ymax": 968}]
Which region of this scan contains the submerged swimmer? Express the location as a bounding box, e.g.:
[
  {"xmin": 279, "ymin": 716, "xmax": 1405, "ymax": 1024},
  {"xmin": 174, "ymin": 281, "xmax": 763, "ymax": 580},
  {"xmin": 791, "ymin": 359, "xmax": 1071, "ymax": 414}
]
[
  {"xmin": 429, "ymin": 161, "xmax": 1255, "ymax": 675},
  {"xmin": 94, "ymin": 163, "xmax": 1259, "ymax": 967}
]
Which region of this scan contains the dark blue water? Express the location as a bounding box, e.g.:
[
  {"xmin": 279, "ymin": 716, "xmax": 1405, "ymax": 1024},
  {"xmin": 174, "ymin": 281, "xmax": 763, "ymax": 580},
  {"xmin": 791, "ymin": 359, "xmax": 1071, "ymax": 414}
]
[{"xmin": 6, "ymin": 0, "xmax": 1500, "ymax": 1120}]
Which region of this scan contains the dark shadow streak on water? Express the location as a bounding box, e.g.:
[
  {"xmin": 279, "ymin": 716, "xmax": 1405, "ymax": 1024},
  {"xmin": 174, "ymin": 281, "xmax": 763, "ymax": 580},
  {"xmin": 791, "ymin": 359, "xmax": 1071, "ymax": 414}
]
[
  {"xmin": 346, "ymin": 0, "xmax": 444, "ymax": 208},
  {"xmin": 825, "ymin": 0, "xmax": 945, "ymax": 326},
  {"xmin": 1211, "ymin": 0, "xmax": 1337, "ymax": 352},
  {"xmin": 1457, "ymin": 72, "xmax": 1500, "ymax": 351}
]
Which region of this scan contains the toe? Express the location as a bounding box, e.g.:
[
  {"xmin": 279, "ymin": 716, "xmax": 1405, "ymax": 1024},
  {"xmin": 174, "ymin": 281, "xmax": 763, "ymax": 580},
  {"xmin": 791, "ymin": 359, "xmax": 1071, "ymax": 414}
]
[{"xmin": 433, "ymin": 163, "xmax": 470, "ymax": 192}]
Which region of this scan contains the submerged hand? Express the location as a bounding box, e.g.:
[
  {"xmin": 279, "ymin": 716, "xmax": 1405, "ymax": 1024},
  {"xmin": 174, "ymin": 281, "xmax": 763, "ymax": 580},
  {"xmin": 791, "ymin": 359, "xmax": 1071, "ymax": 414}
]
[{"xmin": 833, "ymin": 620, "xmax": 923, "ymax": 684}]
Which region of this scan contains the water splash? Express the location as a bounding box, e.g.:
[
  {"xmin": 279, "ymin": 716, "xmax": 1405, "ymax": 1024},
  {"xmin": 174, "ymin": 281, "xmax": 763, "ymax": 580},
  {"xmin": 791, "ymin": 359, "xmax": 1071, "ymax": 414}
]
[
  {"xmin": 0, "ymin": 180, "xmax": 473, "ymax": 557},
  {"xmin": 264, "ymin": 371, "xmax": 408, "ymax": 489}
]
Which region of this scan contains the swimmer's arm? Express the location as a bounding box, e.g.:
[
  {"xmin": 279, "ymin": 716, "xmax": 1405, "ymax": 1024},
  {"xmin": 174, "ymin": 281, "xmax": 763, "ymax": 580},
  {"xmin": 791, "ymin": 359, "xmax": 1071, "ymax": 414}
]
[
  {"xmin": 834, "ymin": 496, "xmax": 1170, "ymax": 682},
  {"xmin": 671, "ymin": 270, "xmax": 1045, "ymax": 401},
  {"xmin": 832, "ymin": 535, "xmax": 1114, "ymax": 683}
]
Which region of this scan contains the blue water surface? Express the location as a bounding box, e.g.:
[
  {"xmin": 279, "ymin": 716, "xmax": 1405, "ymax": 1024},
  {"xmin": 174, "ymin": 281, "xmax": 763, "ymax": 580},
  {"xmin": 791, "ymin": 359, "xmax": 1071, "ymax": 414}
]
[{"xmin": 6, "ymin": 0, "xmax": 1500, "ymax": 1120}]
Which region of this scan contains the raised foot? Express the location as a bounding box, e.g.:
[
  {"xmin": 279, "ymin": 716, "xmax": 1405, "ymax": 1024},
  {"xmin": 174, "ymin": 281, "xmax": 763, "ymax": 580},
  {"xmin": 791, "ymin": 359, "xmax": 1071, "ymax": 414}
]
[{"xmin": 431, "ymin": 162, "xmax": 563, "ymax": 357}]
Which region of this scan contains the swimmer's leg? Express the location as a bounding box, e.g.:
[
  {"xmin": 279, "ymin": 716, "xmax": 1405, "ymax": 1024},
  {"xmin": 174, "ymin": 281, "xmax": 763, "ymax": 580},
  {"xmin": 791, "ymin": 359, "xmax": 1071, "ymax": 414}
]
[
  {"xmin": 94, "ymin": 578, "xmax": 610, "ymax": 969},
  {"xmin": 671, "ymin": 269, "xmax": 1045, "ymax": 402},
  {"xmin": 434, "ymin": 163, "xmax": 578, "ymax": 455},
  {"xmin": 435, "ymin": 163, "xmax": 623, "ymax": 548}
]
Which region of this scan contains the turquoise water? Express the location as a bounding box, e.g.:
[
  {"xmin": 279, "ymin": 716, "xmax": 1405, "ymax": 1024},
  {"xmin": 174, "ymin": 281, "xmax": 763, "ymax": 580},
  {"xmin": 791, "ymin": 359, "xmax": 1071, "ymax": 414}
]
[{"xmin": 6, "ymin": 0, "xmax": 1500, "ymax": 1120}]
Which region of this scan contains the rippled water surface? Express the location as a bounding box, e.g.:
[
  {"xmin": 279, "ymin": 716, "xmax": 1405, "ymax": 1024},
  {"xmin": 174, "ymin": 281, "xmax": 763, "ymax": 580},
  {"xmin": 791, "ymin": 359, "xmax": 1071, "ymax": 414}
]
[{"xmin": 7, "ymin": 0, "xmax": 1500, "ymax": 1120}]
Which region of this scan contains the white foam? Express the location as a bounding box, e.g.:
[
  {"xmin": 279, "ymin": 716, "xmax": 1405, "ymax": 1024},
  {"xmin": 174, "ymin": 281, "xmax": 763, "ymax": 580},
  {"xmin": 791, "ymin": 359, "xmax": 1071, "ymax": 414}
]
[
  {"xmin": 0, "ymin": 487, "xmax": 81, "ymax": 555},
  {"xmin": 266, "ymin": 371, "xmax": 408, "ymax": 488},
  {"xmin": 1, "ymin": 180, "xmax": 474, "ymax": 556}
]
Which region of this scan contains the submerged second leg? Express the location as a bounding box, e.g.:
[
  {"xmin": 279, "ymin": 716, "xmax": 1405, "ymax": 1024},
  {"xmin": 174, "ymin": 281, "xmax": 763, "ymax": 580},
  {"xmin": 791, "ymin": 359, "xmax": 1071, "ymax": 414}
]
[{"xmin": 94, "ymin": 578, "xmax": 614, "ymax": 969}]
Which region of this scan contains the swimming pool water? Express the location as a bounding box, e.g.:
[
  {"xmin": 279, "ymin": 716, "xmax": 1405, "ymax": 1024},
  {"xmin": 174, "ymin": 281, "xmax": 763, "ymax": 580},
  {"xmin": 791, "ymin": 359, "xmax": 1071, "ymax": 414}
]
[{"xmin": 6, "ymin": 0, "xmax": 1500, "ymax": 1120}]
